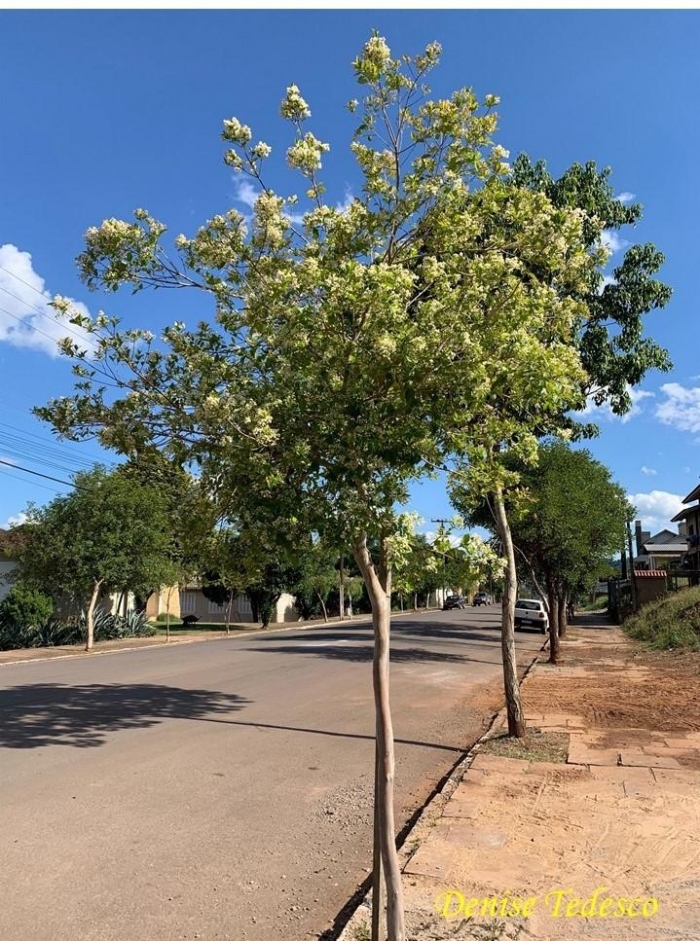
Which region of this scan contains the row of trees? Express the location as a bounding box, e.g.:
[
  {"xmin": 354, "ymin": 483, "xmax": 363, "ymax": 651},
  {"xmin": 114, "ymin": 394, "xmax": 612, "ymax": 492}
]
[
  {"xmin": 7, "ymin": 465, "xmax": 501, "ymax": 648},
  {"xmin": 35, "ymin": 34, "xmax": 670, "ymax": 940}
]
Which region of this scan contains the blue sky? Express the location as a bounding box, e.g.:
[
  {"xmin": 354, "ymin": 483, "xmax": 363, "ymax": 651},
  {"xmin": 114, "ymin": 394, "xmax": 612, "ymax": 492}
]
[{"xmin": 1, "ymin": 10, "xmax": 699, "ymax": 538}]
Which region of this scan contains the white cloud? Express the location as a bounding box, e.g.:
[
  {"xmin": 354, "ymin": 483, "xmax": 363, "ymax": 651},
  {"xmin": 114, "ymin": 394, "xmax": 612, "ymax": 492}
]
[
  {"xmin": 655, "ymin": 383, "xmax": 700, "ymax": 435},
  {"xmin": 615, "ymin": 192, "xmax": 636, "ymax": 204},
  {"xmin": 232, "ymin": 178, "xmax": 259, "ymax": 213},
  {"xmin": 582, "ymin": 386, "xmax": 654, "ymax": 424},
  {"xmin": 1, "ymin": 511, "xmax": 27, "ymax": 529},
  {"xmin": 640, "ymin": 466, "xmax": 657, "ymax": 476},
  {"xmin": 423, "ymin": 530, "xmax": 463, "ymax": 548},
  {"xmin": 600, "ymin": 230, "xmax": 630, "ymax": 255},
  {"xmin": 0, "ymin": 244, "xmax": 95, "ymax": 358},
  {"xmin": 628, "ymin": 490, "xmax": 684, "ymax": 535}
]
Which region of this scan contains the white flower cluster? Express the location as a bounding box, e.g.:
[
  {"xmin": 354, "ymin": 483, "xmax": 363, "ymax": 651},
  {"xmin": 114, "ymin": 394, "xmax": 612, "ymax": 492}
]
[
  {"xmin": 280, "ymin": 85, "xmax": 311, "ymax": 122},
  {"xmin": 484, "ymin": 94, "xmax": 501, "ymax": 108},
  {"xmin": 222, "ymin": 117, "xmax": 252, "ymax": 145},
  {"xmin": 287, "ymin": 132, "xmax": 330, "ymax": 174},
  {"xmin": 251, "ymin": 141, "xmax": 272, "ymax": 160},
  {"xmin": 363, "ymin": 35, "xmax": 391, "ymax": 68}
]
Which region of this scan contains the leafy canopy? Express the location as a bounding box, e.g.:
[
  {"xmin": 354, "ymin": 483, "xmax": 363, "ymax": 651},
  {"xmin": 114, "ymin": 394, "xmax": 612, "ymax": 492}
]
[
  {"xmin": 40, "ymin": 35, "xmax": 600, "ymax": 557},
  {"xmin": 17, "ymin": 466, "xmax": 178, "ymax": 601}
]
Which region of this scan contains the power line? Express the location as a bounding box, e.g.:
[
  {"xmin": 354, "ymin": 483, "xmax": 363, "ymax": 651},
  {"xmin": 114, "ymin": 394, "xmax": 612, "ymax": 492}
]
[
  {"xmin": 0, "ymin": 464, "xmax": 66, "ymax": 496},
  {"xmin": 0, "ymin": 302, "xmax": 68, "ymax": 350},
  {"xmin": 0, "ymin": 458, "xmax": 74, "ymax": 489},
  {"xmin": 0, "ymin": 283, "xmax": 95, "ymax": 348}
]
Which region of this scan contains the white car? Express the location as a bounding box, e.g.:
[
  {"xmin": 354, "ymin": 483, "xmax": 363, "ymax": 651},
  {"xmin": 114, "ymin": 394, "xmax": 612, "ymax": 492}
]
[{"xmin": 514, "ymin": 598, "xmax": 548, "ymax": 634}]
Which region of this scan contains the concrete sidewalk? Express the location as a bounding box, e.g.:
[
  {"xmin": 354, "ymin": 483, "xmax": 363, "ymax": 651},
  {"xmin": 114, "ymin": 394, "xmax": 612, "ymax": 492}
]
[{"xmin": 342, "ymin": 617, "xmax": 700, "ymax": 940}]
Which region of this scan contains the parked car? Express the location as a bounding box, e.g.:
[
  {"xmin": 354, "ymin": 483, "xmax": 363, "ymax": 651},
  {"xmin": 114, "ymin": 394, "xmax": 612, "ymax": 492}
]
[
  {"xmin": 514, "ymin": 599, "xmax": 548, "ymax": 634},
  {"xmin": 443, "ymin": 595, "xmax": 467, "ymax": 610},
  {"xmin": 473, "ymin": 592, "xmax": 490, "ymax": 606}
]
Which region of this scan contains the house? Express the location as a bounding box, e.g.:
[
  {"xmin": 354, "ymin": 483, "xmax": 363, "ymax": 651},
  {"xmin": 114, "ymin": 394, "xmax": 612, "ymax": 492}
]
[
  {"xmin": 633, "ymin": 520, "xmax": 688, "ymax": 571},
  {"xmin": 147, "ymin": 583, "xmax": 298, "ymax": 626},
  {"xmin": 671, "ymin": 480, "xmax": 700, "ymax": 583}
]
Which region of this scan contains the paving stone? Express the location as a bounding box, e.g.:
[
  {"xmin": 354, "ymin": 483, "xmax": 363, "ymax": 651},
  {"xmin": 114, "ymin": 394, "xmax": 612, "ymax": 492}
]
[{"xmin": 619, "ymin": 750, "xmax": 682, "ymax": 769}]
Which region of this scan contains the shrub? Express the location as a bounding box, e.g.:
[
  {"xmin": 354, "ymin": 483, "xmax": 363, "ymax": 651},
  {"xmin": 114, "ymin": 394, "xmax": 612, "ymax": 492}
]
[
  {"xmin": 624, "ymin": 587, "xmax": 700, "ymax": 650},
  {"xmin": 0, "ymin": 585, "xmax": 54, "ymax": 631},
  {"xmin": 155, "ymin": 611, "xmax": 182, "ymax": 624},
  {"xmin": 0, "ymin": 602, "xmax": 156, "ymax": 651}
]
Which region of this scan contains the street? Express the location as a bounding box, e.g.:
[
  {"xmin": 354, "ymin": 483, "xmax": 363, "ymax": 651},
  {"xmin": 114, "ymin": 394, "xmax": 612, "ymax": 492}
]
[{"xmin": 0, "ymin": 606, "xmax": 543, "ymax": 941}]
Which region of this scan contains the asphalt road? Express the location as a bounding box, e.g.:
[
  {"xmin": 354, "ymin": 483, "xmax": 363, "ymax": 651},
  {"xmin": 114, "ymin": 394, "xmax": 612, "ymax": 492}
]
[{"xmin": 0, "ymin": 606, "xmax": 544, "ymax": 941}]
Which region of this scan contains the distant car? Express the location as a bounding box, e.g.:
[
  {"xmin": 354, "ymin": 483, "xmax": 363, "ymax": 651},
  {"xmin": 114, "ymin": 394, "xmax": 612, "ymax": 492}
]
[
  {"xmin": 514, "ymin": 599, "xmax": 548, "ymax": 634},
  {"xmin": 443, "ymin": 595, "xmax": 467, "ymax": 611},
  {"xmin": 473, "ymin": 592, "xmax": 490, "ymax": 606}
]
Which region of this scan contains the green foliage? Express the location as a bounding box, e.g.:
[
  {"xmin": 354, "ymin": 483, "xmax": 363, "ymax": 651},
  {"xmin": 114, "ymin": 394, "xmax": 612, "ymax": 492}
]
[
  {"xmin": 16, "ymin": 466, "xmax": 178, "ymax": 608},
  {"xmin": 0, "ymin": 608, "xmax": 155, "ymax": 652},
  {"xmin": 511, "ymin": 154, "xmax": 672, "ymax": 428},
  {"xmin": 38, "ymin": 34, "xmax": 601, "ymax": 576},
  {"xmin": 0, "ymin": 583, "xmax": 53, "ymax": 630},
  {"xmin": 452, "ymin": 441, "xmax": 630, "ymax": 602},
  {"xmin": 155, "ymin": 611, "xmax": 182, "ymax": 623},
  {"xmin": 624, "ymin": 587, "xmax": 700, "ymax": 650}
]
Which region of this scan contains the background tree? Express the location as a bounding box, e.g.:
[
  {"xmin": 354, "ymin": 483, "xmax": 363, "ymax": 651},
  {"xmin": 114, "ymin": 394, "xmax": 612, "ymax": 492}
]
[
  {"xmin": 455, "ymin": 442, "xmax": 631, "ymax": 664},
  {"xmin": 16, "ymin": 467, "xmax": 177, "ymax": 650},
  {"xmin": 38, "ymin": 37, "xmax": 604, "ymax": 939}
]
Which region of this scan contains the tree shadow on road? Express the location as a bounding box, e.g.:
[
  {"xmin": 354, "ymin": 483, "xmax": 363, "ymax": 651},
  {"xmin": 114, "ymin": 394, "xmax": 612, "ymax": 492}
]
[
  {"xmin": 245, "ymin": 644, "xmax": 499, "ymax": 666},
  {"xmin": 0, "ymin": 683, "xmax": 250, "ymax": 750}
]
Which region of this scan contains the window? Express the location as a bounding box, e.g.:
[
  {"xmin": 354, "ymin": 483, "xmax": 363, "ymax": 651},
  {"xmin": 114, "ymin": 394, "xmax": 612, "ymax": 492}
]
[
  {"xmin": 208, "ymin": 599, "xmax": 226, "ymax": 614},
  {"xmin": 180, "ymin": 591, "xmax": 196, "ymax": 615},
  {"xmin": 517, "ymin": 600, "xmax": 543, "ymax": 611}
]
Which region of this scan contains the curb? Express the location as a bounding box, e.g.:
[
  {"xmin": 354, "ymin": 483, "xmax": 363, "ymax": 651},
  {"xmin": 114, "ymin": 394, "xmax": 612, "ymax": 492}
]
[
  {"xmin": 0, "ymin": 606, "xmax": 458, "ymax": 668},
  {"xmin": 332, "ymin": 638, "xmax": 548, "ymax": 941}
]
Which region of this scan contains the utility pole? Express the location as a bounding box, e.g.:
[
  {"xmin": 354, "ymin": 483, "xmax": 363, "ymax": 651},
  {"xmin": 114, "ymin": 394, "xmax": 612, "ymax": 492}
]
[
  {"xmin": 431, "ymin": 518, "xmax": 452, "ymax": 607},
  {"xmin": 627, "ymin": 520, "xmax": 638, "ymax": 613}
]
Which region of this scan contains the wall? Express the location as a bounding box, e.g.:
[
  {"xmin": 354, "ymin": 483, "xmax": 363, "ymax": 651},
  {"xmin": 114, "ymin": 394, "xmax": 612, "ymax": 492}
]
[{"xmin": 634, "ymin": 575, "xmax": 667, "ymax": 608}]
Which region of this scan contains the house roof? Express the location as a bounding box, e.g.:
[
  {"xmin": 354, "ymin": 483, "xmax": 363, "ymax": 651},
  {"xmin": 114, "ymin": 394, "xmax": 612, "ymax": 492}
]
[
  {"xmin": 682, "ymin": 481, "xmax": 700, "ymax": 505},
  {"xmin": 648, "ymin": 529, "xmax": 686, "ymax": 545},
  {"xmin": 672, "ymin": 504, "xmax": 700, "ymax": 523},
  {"xmin": 643, "ymin": 542, "xmax": 687, "ymax": 553}
]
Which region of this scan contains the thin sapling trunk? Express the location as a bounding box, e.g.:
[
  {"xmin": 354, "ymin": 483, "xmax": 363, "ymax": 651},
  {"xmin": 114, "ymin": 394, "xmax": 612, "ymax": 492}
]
[
  {"xmin": 493, "ymin": 489, "xmax": 526, "ymax": 738},
  {"xmin": 354, "ymin": 534, "xmax": 406, "ymax": 941}
]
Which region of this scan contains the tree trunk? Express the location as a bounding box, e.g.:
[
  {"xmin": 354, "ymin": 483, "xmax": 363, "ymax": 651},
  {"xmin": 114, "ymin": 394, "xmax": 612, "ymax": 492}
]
[
  {"xmin": 558, "ymin": 593, "xmax": 567, "ymax": 638},
  {"xmin": 548, "ymin": 588, "xmax": 560, "ymax": 665},
  {"xmin": 86, "ymin": 580, "xmax": 103, "ymax": 652},
  {"xmin": 339, "ymin": 555, "xmax": 345, "ymax": 621},
  {"xmin": 225, "ymin": 592, "xmax": 233, "ymax": 636},
  {"xmin": 399, "ymin": 592, "xmax": 404, "ymax": 612},
  {"xmin": 513, "ymin": 544, "xmax": 549, "ymax": 614},
  {"xmin": 354, "ymin": 534, "xmax": 405, "ymax": 941},
  {"xmin": 317, "ymin": 590, "xmax": 329, "ymax": 623},
  {"xmin": 492, "ymin": 489, "xmax": 526, "ymax": 738},
  {"xmin": 413, "ymin": 592, "xmax": 418, "ymax": 611}
]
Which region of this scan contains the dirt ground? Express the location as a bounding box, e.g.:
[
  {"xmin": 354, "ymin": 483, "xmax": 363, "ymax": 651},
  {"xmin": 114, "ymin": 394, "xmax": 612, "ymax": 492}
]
[{"xmin": 340, "ymin": 616, "xmax": 700, "ymax": 941}]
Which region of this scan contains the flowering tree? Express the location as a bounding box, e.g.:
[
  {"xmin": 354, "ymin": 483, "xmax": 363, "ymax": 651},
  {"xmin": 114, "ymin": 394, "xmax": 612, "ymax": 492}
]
[{"xmin": 38, "ymin": 36, "xmax": 598, "ymax": 939}]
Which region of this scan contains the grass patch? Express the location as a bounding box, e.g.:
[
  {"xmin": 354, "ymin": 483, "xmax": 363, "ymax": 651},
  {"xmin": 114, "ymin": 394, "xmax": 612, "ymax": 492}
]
[
  {"xmin": 480, "ymin": 728, "xmax": 569, "ymax": 763},
  {"xmin": 624, "ymin": 586, "xmax": 700, "ymax": 650},
  {"xmin": 582, "ymin": 596, "xmax": 608, "ymax": 612}
]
